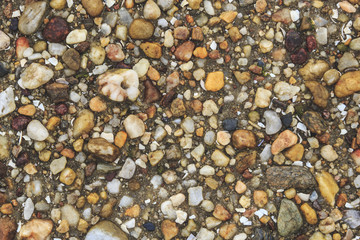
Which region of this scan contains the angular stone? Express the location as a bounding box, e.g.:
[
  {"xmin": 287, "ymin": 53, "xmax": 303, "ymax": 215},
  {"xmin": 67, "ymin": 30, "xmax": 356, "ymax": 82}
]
[
  {"xmin": 316, "ymin": 171, "xmax": 339, "ymax": 207},
  {"xmin": 302, "ymin": 111, "xmax": 327, "ymax": 135},
  {"xmin": 20, "ymin": 63, "xmax": 54, "ymax": 89},
  {"xmin": 266, "ymin": 166, "xmax": 316, "ymax": 190},
  {"xmin": 271, "ymin": 130, "xmax": 298, "ymax": 155},
  {"xmin": 0, "ymin": 87, "xmax": 16, "ymax": 118}
]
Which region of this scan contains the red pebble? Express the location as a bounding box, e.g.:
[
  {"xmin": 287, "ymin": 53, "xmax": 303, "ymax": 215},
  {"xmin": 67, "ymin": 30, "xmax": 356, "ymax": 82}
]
[
  {"xmin": 16, "ymin": 37, "xmax": 29, "ymax": 59},
  {"xmin": 306, "ymin": 35, "xmax": 317, "ymax": 52},
  {"xmin": 43, "ymin": 17, "xmax": 69, "ymax": 43}
]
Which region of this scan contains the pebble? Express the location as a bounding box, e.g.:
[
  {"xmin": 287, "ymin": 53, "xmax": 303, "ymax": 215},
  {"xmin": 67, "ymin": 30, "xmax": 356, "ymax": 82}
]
[
  {"xmin": 88, "ymin": 138, "xmax": 120, "ymax": 162},
  {"xmin": 19, "ymin": 63, "xmax": 54, "ymax": 89},
  {"xmin": 222, "ymin": 118, "xmax": 238, "ymax": 131},
  {"xmin": 318, "ymin": 217, "xmax": 335, "ymax": 234},
  {"xmin": 50, "ymin": 156, "xmax": 67, "ymax": 175},
  {"xmin": 19, "ymin": 219, "xmax": 53, "ymax": 240},
  {"xmin": 24, "ymin": 198, "xmax": 34, "ymax": 220},
  {"xmin": 62, "ymin": 48, "xmax": 81, "ymax": 70},
  {"xmin": 60, "ymin": 167, "xmax": 76, "ymax": 185},
  {"xmin": 343, "ymin": 210, "xmax": 360, "ymax": 228},
  {"xmin": 124, "ymin": 114, "xmax": 145, "ymax": 138},
  {"xmin": 140, "ymin": 42, "xmax": 162, "ymax": 59},
  {"xmin": 334, "ymin": 71, "xmax": 360, "ymax": 97},
  {"xmin": 119, "ymin": 158, "xmax": 136, "ymax": 179},
  {"xmin": 144, "ymin": 0, "xmax": 161, "ymax": 19},
  {"xmin": 316, "ymin": 171, "xmax": 339, "ymax": 207},
  {"xmin": 272, "ymin": 8, "xmax": 292, "ymax": 24},
  {"xmin": 0, "ymin": 30, "xmax": 10, "ymax": 50},
  {"xmin": 18, "ymin": 1, "xmax": 47, "ymax": 35},
  {"xmin": 98, "ymin": 69, "xmax": 140, "ymax": 101},
  {"xmin": 188, "ymin": 186, "xmax": 203, "ymax": 206},
  {"xmin": 27, "ymin": 120, "xmax": 49, "ymax": 141},
  {"xmin": 143, "ymin": 222, "xmax": 156, "ymax": 231},
  {"xmin": 48, "ymin": 43, "xmax": 67, "ymax": 56},
  {"xmin": 255, "ymin": 88, "xmax": 271, "ymax": 108},
  {"xmin": 316, "ymin": 27, "xmax": 327, "ymax": 45},
  {"xmin": 299, "ymin": 59, "xmax": 330, "ymax": 81},
  {"xmin": 301, "ymin": 111, "xmax": 327, "ymax": 135},
  {"xmin": 129, "ymin": 19, "xmax": 154, "ymax": 40},
  {"xmin": 273, "ymin": 81, "xmax": 300, "ymax": 101},
  {"xmin": 320, "ymin": 145, "xmax": 338, "ymax": 162},
  {"xmin": 259, "ymin": 39, "xmax": 273, "ymax": 53},
  {"xmin": 271, "ymin": 130, "xmax": 298, "ymax": 155},
  {"xmin": 350, "ymin": 38, "xmax": 360, "ymax": 51},
  {"xmin": 82, "ymin": 0, "xmax": 104, "ymax": 17},
  {"xmin": 211, "ymin": 149, "xmax": 230, "ymax": 166},
  {"xmin": 89, "ymin": 43, "xmax": 106, "ymax": 65},
  {"xmin": 0, "ymin": 218, "xmax": 16, "ymax": 240},
  {"xmin": 85, "ymin": 221, "xmax": 128, "ymax": 240},
  {"xmin": 266, "ymin": 166, "xmax": 316, "ymax": 190},
  {"xmin": 196, "ymin": 228, "xmax": 215, "ymax": 240},
  {"xmin": 300, "ymin": 203, "xmax": 317, "ymax": 225},
  {"xmin": 264, "ymin": 110, "xmax": 282, "ymax": 135},
  {"xmin": 338, "ymin": 52, "xmax": 359, "ymax": 72},
  {"xmin": 50, "ymin": 0, "xmax": 67, "ymax": 9},
  {"xmin": 232, "ymin": 130, "xmax": 256, "ymax": 149},
  {"xmin": 0, "ymin": 87, "xmax": 16, "ymax": 118},
  {"xmin": 284, "ymin": 144, "xmax": 304, "ymax": 162},
  {"xmin": 205, "ymin": 71, "xmax": 224, "ymax": 92},
  {"xmin": 174, "ymin": 41, "xmax": 195, "ymax": 62},
  {"xmin": 73, "ymin": 109, "xmax": 95, "ymax": 137},
  {"xmin": 157, "ymin": 0, "xmax": 174, "ymax": 10},
  {"xmin": 161, "ymin": 220, "xmax": 178, "ymax": 240},
  {"xmin": 305, "ymin": 81, "xmax": 329, "ymax": 108},
  {"xmin": 66, "ymin": 29, "xmax": 88, "ymax": 44},
  {"xmin": 277, "ymin": 199, "xmax": 303, "ymax": 236},
  {"xmin": 213, "ymin": 204, "xmax": 231, "ymax": 221},
  {"xmin": 43, "ymin": 17, "xmax": 69, "ymax": 43}
]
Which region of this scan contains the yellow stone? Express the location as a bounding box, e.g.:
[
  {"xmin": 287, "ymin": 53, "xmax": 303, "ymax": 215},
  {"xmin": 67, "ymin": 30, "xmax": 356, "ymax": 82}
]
[
  {"xmin": 125, "ymin": 204, "xmax": 141, "ymax": 217},
  {"xmin": 300, "ymin": 203, "xmax": 317, "ymax": 225},
  {"xmin": 60, "ymin": 168, "xmax": 76, "ymax": 185},
  {"xmin": 284, "ymin": 188, "xmax": 296, "ymax": 199},
  {"xmin": 87, "ymin": 192, "xmax": 100, "ymax": 204},
  {"xmin": 140, "ymin": 42, "xmax": 162, "ymax": 59},
  {"xmin": 73, "ymin": 139, "xmax": 84, "ymax": 152},
  {"xmin": 77, "ymin": 219, "xmax": 89, "ymax": 233},
  {"xmin": 316, "ymin": 171, "xmax": 339, "ymax": 207},
  {"xmin": 46, "ymin": 116, "xmax": 61, "ymax": 131},
  {"xmin": 253, "ymin": 190, "xmax": 268, "ymax": 207},
  {"xmin": 205, "ymin": 71, "xmax": 224, "ymax": 92},
  {"xmin": 18, "ymin": 104, "xmax": 36, "ymax": 116},
  {"xmin": 205, "ymin": 177, "xmax": 219, "ymax": 189},
  {"xmin": 284, "ymin": 144, "xmax": 304, "ymax": 162},
  {"xmin": 23, "ymin": 163, "xmax": 38, "ymax": 175},
  {"xmin": 56, "ymin": 220, "xmax": 69, "ymax": 233},
  {"xmin": 39, "ymin": 150, "xmax": 51, "ymax": 162},
  {"xmin": 309, "ymin": 232, "xmax": 326, "ymax": 240},
  {"xmin": 219, "ymin": 11, "xmax": 237, "ymax": 23}
]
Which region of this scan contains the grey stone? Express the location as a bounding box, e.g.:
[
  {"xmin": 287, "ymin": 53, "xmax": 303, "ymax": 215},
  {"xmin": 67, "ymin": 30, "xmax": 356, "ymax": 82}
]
[
  {"xmin": 18, "ymin": 1, "xmax": 47, "ymax": 35},
  {"xmin": 266, "ymin": 166, "xmax": 316, "ymax": 190},
  {"xmin": 338, "ymin": 52, "xmax": 359, "ymax": 72},
  {"xmin": 277, "ymin": 199, "xmax": 303, "ymax": 236}
]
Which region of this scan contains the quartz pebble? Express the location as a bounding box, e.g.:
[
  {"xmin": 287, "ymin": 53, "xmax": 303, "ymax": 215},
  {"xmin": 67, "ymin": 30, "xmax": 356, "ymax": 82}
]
[
  {"xmin": 0, "ymin": 30, "xmax": 10, "ymax": 50},
  {"xmin": 124, "ymin": 115, "xmax": 145, "ymax": 138},
  {"xmin": 20, "ymin": 63, "xmax": 54, "ymax": 89},
  {"xmin": 264, "ymin": 110, "xmax": 282, "ymax": 135},
  {"xmin": 0, "ymin": 87, "xmax": 16, "ymax": 118},
  {"xmin": 85, "ymin": 221, "xmax": 128, "ymax": 240},
  {"xmin": 18, "ymin": 1, "xmax": 47, "ymax": 35},
  {"xmin": 27, "ymin": 120, "xmax": 49, "ymax": 141}
]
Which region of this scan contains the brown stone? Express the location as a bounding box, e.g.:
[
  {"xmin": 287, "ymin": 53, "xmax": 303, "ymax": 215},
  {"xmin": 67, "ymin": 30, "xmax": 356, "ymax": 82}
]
[
  {"xmin": 232, "ymin": 130, "xmax": 256, "ymax": 149},
  {"xmin": 305, "ymin": 81, "xmax": 329, "ymax": 108},
  {"xmin": 161, "ymin": 220, "xmax": 178, "ymax": 240},
  {"xmin": 174, "ymin": 26, "xmax": 190, "ymax": 40},
  {"xmin": 81, "ymin": 0, "xmax": 104, "ymax": 17},
  {"xmin": 46, "ymin": 83, "xmax": 69, "ymax": 103},
  {"xmin": 170, "ymin": 98, "xmax": 186, "ymax": 117},
  {"xmin": 191, "ymin": 27, "xmax": 204, "ymax": 41},
  {"xmin": 140, "ymin": 42, "xmax": 162, "ymax": 59},
  {"xmin": 0, "ymin": 217, "xmax": 17, "ymax": 240},
  {"xmin": 213, "ymin": 204, "xmax": 231, "ymax": 221},
  {"xmin": 87, "ymin": 138, "xmax": 120, "ymax": 162},
  {"xmin": 174, "ymin": 41, "xmax": 195, "ymax": 61},
  {"xmin": 128, "ymin": 19, "xmax": 154, "ymax": 40},
  {"xmin": 235, "ymin": 151, "xmax": 256, "ymax": 173},
  {"xmin": 271, "ymin": 130, "xmax": 298, "ymax": 155},
  {"xmin": 334, "ymin": 71, "xmax": 360, "ymax": 97}
]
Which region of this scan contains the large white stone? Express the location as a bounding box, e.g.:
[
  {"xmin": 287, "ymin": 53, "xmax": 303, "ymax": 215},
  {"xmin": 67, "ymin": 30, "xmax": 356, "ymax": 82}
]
[
  {"xmin": 27, "ymin": 120, "xmax": 49, "ymax": 141},
  {"xmin": 19, "ymin": 63, "xmax": 54, "ymax": 89}
]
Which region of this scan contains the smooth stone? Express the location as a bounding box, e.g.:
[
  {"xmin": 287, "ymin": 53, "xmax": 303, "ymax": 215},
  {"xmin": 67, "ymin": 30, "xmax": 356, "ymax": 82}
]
[
  {"xmin": 18, "ymin": 1, "xmax": 47, "ymax": 35},
  {"xmin": 27, "ymin": 120, "xmax": 49, "ymax": 141},
  {"xmin": 19, "ymin": 63, "xmax": 54, "ymax": 89},
  {"xmin": 66, "ymin": 29, "xmax": 88, "ymax": 44},
  {"xmin": 85, "ymin": 221, "xmax": 128, "ymax": 240},
  {"xmin": 338, "ymin": 52, "xmax": 359, "ymax": 72},
  {"xmin": 123, "ymin": 114, "xmax": 145, "ymax": 138},
  {"xmin": 128, "ymin": 19, "xmax": 154, "ymax": 40},
  {"xmin": 82, "ymin": 0, "xmax": 104, "ymax": 17},
  {"xmin": 277, "ymin": 199, "xmax": 303, "ymax": 236},
  {"xmin": 264, "ymin": 110, "xmax": 282, "ymax": 135}
]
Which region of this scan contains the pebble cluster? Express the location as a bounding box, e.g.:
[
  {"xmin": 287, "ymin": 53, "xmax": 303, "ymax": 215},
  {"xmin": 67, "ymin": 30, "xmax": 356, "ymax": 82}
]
[{"xmin": 0, "ymin": 0, "xmax": 360, "ymax": 239}]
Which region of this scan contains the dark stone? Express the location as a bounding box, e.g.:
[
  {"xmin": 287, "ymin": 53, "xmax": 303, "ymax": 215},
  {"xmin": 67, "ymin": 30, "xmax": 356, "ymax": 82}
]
[
  {"xmin": 281, "ymin": 113, "xmax": 292, "ymax": 128},
  {"xmin": 10, "ymin": 18, "xmax": 19, "ymax": 32},
  {"xmin": 0, "ymin": 162, "xmax": 7, "ymax": 178},
  {"xmin": 277, "ymin": 199, "xmax": 303, "ymax": 237},
  {"xmin": 285, "ymin": 30, "xmax": 302, "ymax": 52},
  {"xmin": 253, "ymin": 228, "xmax": 274, "ymax": 240},
  {"xmin": 85, "ymin": 162, "xmax": 97, "ymax": 177},
  {"xmin": 75, "ymin": 41, "xmax": 90, "ymax": 53},
  {"xmin": 55, "ymin": 103, "xmax": 68, "ymax": 115},
  {"xmin": 266, "ymin": 166, "xmax": 316, "ymax": 190},
  {"xmin": 46, "ymin": 83, "xmax": 69, "ymax": 103},
  {"xmin": 290, "ymin": 48, "xmax": 308, "ymax": 65},
  {"xmin": 301, "ymin": 111, "xmax": 327, "ymax": 135},
  {"xmin": 160, "ymin": 90, "xmax": 177, "ymax": 107},
  {"xmin": 0, "ymin": 62, "xmax": 9, "ymax": 77},
  {"xmin": 143, "ymin": 80, "xmax": 161, "ymax": 104},
  {"xmin": 62, "ymin": 48, "xmax": 81, "ymax": 70},
  {"xmin": 306, "ymin": 35, "xmax": 317, "ymax": 52},
  {"xmin": 11, "ymin": 115, "xmax": 32, "ymax": 131},
  {"xmin": 43, "ymin": 17, "xmax": 69, "ymax": 43},
  {"xmin": 105, "ymin": 171, "xmax": 117, "ymax": 181},
  {"xmin": 143, "ymin": 222, "xmax": 155, "ymax": 231},
  {"xmin": 16, "ymin": 151, "xmax": 30, "ymax": 167},
  {"xmin": 222, "ymin": 118, "xmax": 238, "ymax": 131}
]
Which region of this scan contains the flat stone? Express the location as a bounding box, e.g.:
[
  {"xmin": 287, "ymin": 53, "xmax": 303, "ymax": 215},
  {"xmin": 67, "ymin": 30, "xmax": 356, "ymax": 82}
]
[
  {"xmin": 266, "ymin": 166, "xmax": 316, "ymax": 190},
  {"xmin": 277, "ymin": 199, "xmax": 303, "ymax": 236}
]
